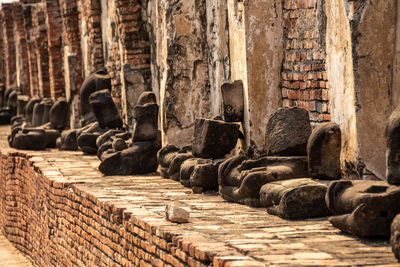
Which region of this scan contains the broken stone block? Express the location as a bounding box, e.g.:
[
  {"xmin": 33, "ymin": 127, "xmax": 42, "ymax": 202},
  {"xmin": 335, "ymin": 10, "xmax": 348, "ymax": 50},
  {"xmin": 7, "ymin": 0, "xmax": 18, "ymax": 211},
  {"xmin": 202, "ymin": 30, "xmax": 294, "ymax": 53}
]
[
  {"xmin": 132, "ymin": 103, "xmax": 159, "ymax": 142},
  {"xmin": 165, "ymin": 204, "xmax": 190, "ymax": 223},
  {"xmin": 386, "ymin": 105, "xmax": 400, "ymax": 185},
  {"xmin": 218, "ymin": 155, "xmax": 308, "ymax": 206},
  {"xmin": 98, "ymin": 141, "xmax": 159, "ymax": 175},
  {"xmin": 391, "ymin": 214, "xmax": 400, "ymax": 260},
  {"xmin": 32, "ymin": 98, "xmax": 53, "ymax": 127},
  {"xmin": 307, "ymin": 122, "xmax": 341, "ymax": 180},
  {"xmin": 265, "ymin": 107, "xmax": 311, "ymax": 156},
  {"xmin": 179, "ymin": 158, "xmax": 213, "ymax": 187},
  {"xmin": 326, "ymin": 180, "xmax": 400, "ymax": 237},
  {"xmin": 221, "ymin": 80, "xmax": 244, "ymax": 122},
  {"xmin": 79, "ymin": 69, "xmax": 111, "ymax": 126},
  {"xmin": 49, "ymin": 98, "xmax": 69, "ymax": 130},
  {"xmin": 89, "ymin": 89, "xmax": 122, "ymax": 129},
  {"xmin": 260, "ymin": 178, "xmax": 330, "ymax": 219},
  {"xmin": 57, "ymin": 129, "xmax": 78, "ymax": 150},
  {"xmin": 190, "ymin": 163, "xmax": 219, "ymax": 191},
  {"xmin": 192, "ymin": 118, "xmax": 239, "ymax": 159}
]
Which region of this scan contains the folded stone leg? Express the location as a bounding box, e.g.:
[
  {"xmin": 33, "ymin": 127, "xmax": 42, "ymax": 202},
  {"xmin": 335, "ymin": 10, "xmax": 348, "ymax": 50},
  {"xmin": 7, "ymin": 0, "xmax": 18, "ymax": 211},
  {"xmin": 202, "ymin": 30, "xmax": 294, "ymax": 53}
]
[
  {"xmin": 326, "ymin": 180, "xmax": 400, "ymax": 237},
  {"xmin": 99, "ymin": 141, "xmax": 159, "ymax": 175},
  {"xmin": 260, "ymin": 178, "xmax": 330, "ymax": 219}
]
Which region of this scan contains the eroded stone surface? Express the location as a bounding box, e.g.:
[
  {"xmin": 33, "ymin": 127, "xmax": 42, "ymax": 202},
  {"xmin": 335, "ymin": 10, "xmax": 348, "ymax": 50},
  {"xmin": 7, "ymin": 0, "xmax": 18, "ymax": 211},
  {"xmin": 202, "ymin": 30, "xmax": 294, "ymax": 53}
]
[
  {"xmin": 260, "ymin": 178, "xmax": 330, "ymax": 219},
  {"xmin": 89, "ymin": 89, "xmax": 122, "ymax": 129},
  {"xmin": 192, "ymin": 118, "xmax": 239, "ymax": 159},
  {"xmin": 307, "ymin": 122, "xmax": 341, "ymax": 180},
  {"xmin": 265, "ymin": 107, "xmax": 311, "ymax": 156}
]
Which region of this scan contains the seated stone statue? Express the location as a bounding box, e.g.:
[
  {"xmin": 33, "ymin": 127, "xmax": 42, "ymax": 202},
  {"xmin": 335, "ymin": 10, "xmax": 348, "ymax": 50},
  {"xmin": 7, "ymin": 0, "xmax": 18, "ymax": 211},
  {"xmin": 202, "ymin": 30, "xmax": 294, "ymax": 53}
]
[
  {"xmin": 391, "ymin": 214, "xmax": 400, "ymax": 260},
  {"xmin": 0, "ymin": 88, "xmax": 21, "ymax": 124},
  {"xmin": 79, "ymin": 68, "xmax": 111, "ymax": 127},
  {"xmin": 326, "ymin": 180, "xmax": 400, "ymax": 237},
  {"xmin": 260, "ymin": 178, "xmax": 330, "ymax": 219},
  {"xmin": 97, "ymin": 91, "xmax": 160, "ymax": 175},
  {"xmin": 57, "ymin": 129, "xmax": 78, "ymax": 150},
  {"xmin": 9, "ymin": 98, "xmax": 69, "ymax": 150}
]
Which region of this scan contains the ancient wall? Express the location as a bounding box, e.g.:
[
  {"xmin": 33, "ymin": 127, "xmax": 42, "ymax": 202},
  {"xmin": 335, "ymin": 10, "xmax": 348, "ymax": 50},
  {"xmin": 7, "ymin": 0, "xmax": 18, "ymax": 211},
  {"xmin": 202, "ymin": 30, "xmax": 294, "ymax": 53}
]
[{"xmin": 326, "ymin": 0, "xmax": 399, "ymax": 179}]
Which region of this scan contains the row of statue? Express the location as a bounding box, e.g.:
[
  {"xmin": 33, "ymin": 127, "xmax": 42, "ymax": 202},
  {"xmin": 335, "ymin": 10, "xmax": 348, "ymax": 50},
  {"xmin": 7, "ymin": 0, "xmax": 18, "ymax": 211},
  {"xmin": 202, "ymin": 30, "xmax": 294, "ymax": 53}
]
[{"xmin": 2, "ymin": 69, "xmax": 400, "ymax": 260}]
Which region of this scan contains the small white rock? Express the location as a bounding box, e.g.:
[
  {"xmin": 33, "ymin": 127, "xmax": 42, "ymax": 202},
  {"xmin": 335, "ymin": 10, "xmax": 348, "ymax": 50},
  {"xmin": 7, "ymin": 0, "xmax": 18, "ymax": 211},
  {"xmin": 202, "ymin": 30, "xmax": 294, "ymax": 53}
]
[{"xmin": 165, "ymin": 204, "xmax": 190, "ymax": 223}]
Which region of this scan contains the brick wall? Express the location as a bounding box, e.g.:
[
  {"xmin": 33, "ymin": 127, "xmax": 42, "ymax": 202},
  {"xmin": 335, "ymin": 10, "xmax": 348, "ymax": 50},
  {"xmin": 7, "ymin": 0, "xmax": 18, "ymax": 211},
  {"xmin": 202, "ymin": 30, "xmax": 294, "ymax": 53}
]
[
  {"xmin": 2, "ymin": 4, "xmax": 17, "ymax": 91},
  {"xmin": 12, "ymin": 2, "xmax": 31, "ymax": 96},
  {"xmin": 45, "ymin": 0, "xmax": 65, "ymax": 100},
  {"xmin": 281, "ymin": 0, "xmax": 330, "ymax": 124},
  {"xmin": 0, "ymin": 150, "xmax": 214, "ymax": 266}
]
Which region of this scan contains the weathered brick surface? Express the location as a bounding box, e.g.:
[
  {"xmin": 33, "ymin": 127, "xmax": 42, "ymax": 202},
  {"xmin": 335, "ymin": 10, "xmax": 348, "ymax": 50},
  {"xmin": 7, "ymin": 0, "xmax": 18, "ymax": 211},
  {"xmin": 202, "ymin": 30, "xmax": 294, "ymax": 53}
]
[
  {"xmin": 1, "ymin": 4, "xmax": 17, "ymax": 91},
  {"xmin": 281, "ymin": 0, "xmax": 330, "ymax": 124},
  {"xmin": 45, "ymin": 0, "xmax": 65, "ymax": 100},
  {"xmin": 78, "ymin": 0, "xmax": 104, "ymax": 77},
  {"xmin": 0, "ymin": 125, "xmax": 397, "ymax": 266},
  {"xmin": 31, "ymin": 3, "xmax": 51, "ymax": 98},
  {"xmin": 12, "ymin": 2, "xmax": 31, "ymax": 96}
]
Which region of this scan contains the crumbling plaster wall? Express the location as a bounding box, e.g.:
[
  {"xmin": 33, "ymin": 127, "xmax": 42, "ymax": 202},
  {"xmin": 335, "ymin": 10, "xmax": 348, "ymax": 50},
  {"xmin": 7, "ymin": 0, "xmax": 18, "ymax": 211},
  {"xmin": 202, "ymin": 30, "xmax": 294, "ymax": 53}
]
[{"xmin": 326, "ymin": 0, "xmax": 399, "ymax": 179}]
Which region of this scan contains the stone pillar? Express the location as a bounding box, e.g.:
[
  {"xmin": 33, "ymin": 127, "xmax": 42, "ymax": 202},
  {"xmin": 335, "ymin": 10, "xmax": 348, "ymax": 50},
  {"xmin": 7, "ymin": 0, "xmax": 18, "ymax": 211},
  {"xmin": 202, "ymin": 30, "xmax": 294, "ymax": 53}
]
[
  {"xmin": 45, "ymin": 0, "xmax": 65, "ymax": 100},
  {"xmin": 326, "ymin": 0, "xmax": 399, "ymax": 179},
  {"xmin": 162, "ymin": 0, "xmax": 212, "ymax": 146},
  {"xmin": 244, "ymin": 0, "xmax": 284, "ymax": 152},
  {"xmin": 2, "ymin": 4, "xmax": 17, "ymax": 91},
  {"xmin": 13, "ymin": 2, "xmax": 31, "ymax": 96}
]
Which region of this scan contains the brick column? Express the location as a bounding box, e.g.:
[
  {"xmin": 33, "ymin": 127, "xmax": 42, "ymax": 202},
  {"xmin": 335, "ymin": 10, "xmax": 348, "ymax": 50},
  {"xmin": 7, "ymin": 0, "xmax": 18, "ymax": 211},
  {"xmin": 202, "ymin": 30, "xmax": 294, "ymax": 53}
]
[
  {"xmin": 31, "ymin": 4, "xmax": 51, "ymax": 98},
  {"xmin": 79, "ymin": 0, "xmax": 104, "ymax": 78},
  {"xmin": 1, "ymin": 4, "xmax": 17, "ymax": 91},
  {"xmin": 13, "ymin": 2, "xmax": 31, "ymax": 96},
  {"xmin": 45, "ymin": 0, "xmax": 65, "ymax": 100},
  {"xmin": 0, "ymin": 15, "xmax": 5, "ymax": 90}
]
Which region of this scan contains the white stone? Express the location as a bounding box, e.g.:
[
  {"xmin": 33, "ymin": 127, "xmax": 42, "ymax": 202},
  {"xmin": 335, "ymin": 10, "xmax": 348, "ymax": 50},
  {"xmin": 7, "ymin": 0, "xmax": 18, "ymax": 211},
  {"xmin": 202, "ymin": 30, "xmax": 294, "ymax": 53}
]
[{"xmin": 165, "ymin": 204, "xmax": 190, "ymax": 223}]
